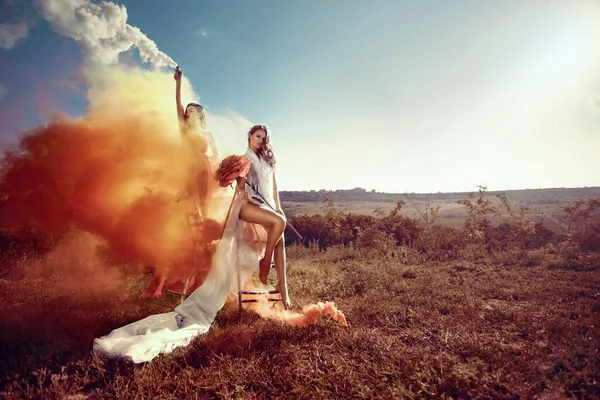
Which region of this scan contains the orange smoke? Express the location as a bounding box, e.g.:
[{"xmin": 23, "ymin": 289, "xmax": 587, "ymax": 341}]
[
  {"xmin": 0, "ymin": 65, "xmax": 227, "ymax": 283},
  {"xmin": 25, "ymin": 230, "xmax": 136, "ymax": 300},
  {"xmin": 252, "ymin": 295, "xmax": 348, "ymax": 328}
]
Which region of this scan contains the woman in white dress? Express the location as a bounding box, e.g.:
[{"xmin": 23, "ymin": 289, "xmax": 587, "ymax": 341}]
[
  {"xmin": 237, "ymin": 124, "xmax": 290, "ymax": 309},
  {"xmin": 92, "ymin": 125, "xmax": 290, "ymax": 363}
]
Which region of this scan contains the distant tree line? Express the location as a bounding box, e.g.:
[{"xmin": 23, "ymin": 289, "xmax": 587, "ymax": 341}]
[{"xmin": 284, "ymin": 188, "xmax": 600, "ymax": 267}]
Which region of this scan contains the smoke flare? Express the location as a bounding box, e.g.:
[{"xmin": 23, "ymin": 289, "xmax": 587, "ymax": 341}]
[{"xmin": 252, "ymin": 295, "xmax": 349, "ymax": 328}]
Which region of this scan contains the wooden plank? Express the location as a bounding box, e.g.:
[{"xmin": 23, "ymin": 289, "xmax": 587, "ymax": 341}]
[
  {"xmin": 241, "ymin": 298, "xmax": 281, "ymax": 303},
  {"xmin": 240, "ymin": 289, "xmax": 280, "ymax": 295}
]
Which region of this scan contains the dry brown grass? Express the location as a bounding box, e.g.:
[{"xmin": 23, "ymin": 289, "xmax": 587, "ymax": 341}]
[{"xmin": 1, "ymin": 246, "xmax": 599, "ymax": 399}]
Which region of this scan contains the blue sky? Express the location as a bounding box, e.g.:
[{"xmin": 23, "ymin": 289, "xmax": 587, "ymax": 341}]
[{"xmin": 1, "ymin": 0, "xmax": 599, "ymax": 193}]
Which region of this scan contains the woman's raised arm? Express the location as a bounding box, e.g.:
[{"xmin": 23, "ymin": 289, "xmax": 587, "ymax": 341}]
[{"xmin": 174, "ymin": 66, "xmax": 184, "ymax": 123}]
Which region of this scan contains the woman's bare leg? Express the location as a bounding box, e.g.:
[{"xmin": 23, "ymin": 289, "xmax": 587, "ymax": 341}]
[
  {"xmin": 239, "ymin": 201, "xmax": 285, "ymax": 284},
  {"xmin": 139, "ymin": 273, "xmax": 167, "ymax": 298},
  {"xmin": 153, "ymin": 275, "xmax": 167, "ymax": 297},
  {"xmin": 273, "ymin": 236, "xmax": 290, "ymax": 309}
]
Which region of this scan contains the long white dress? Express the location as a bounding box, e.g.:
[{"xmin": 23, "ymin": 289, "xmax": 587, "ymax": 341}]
[{"xmin": 92, "ymin": 148, "xmax": 276, "ymax": 363}]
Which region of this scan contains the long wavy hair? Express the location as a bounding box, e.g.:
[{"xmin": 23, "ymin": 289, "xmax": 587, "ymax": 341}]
[
  {"xmin": 248, "ymin": 124, "xmax": 276, "ymax": 168},
  {"xmin": 184, "ymin": 103, "xmax": 206, "ymax": 130}
]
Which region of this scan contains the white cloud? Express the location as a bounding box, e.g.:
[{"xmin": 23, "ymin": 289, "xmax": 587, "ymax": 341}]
[
  {"xmin": 0, "ymin": 21, "xmax": 30, "ymax": 49},
  {"xmin": 196, "ymin": 28, "xmax": 207, "ymax": 37},
  {"xmin": 33, "ymin": 0, "xmax": 176, "ymax": 69}
]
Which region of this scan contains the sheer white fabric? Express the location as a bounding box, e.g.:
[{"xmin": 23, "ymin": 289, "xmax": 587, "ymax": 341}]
[
  {"xmin": 243, "ymin": 147, "xmax": 276, "ymax": 210},
  {"xmin": 92, "ymin": 148, "xmax": 275, "ymax": 363}
]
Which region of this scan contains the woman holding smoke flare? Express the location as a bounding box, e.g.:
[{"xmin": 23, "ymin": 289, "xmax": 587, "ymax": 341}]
[
  {"xmin": 174, "ymin": 65, "xmax": 219, "ymax": 219},
  {"xmin": 140, "ymin": 66, "xmax": 220, "ymax": 298}
]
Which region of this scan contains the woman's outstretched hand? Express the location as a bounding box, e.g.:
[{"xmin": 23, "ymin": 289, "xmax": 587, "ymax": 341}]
[{"xmin": 174, "ymin": 66, "xmax": 182, "ymax": 81}]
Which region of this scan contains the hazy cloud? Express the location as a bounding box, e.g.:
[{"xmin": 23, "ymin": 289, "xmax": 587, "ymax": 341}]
[{"xmin": 0, "ymin": 20, "xmax": 30, "ymax": 49}]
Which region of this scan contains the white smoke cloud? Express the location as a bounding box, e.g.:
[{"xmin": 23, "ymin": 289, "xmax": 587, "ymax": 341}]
[
  {"xmin": 30, "ymin": 0, "xmax": 253, "ymax": 166},
  {"xmin": 0, "ymin": 21, "xmax": 30, "ymax": 49},
  {"xmin": 33, "ymin": 0, "xmax": 176, "ymax": 69}
]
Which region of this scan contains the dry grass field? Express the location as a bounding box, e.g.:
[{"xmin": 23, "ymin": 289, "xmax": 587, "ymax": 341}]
[{"xmin": 1, "ymin": 243, "xmax": 598, "ymax": 399}]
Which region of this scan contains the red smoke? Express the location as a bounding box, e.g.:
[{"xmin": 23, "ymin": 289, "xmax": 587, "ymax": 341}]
[{"xmin": 0, "ymin": 111, "xmax": 223, "ymax": 282}]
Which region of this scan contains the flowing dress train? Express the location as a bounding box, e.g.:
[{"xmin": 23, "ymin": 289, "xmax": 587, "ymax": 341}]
[{"xmin": 92, "ymin": 148, "xmax": 275, "ymax": 363}]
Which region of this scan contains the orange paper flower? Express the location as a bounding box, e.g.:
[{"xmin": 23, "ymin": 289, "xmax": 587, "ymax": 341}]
[{"xmin": 214, "ymin": 155, "xmax": 251, "ymax": 187}]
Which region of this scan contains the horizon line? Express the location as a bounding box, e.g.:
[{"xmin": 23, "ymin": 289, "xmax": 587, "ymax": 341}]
[{"xmin": 279, "ymin": 185, "xmax": 600, "ymax": 196}]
